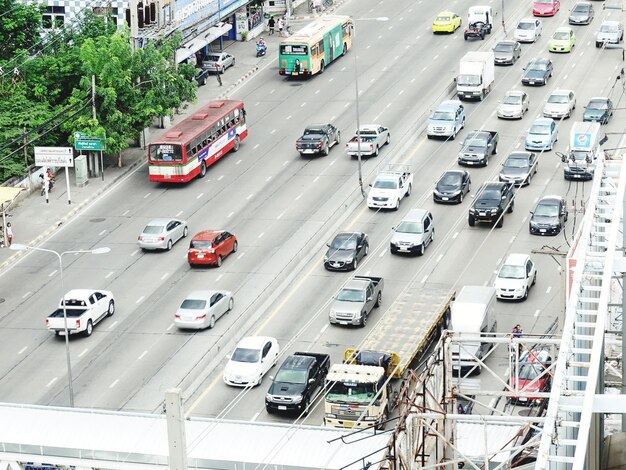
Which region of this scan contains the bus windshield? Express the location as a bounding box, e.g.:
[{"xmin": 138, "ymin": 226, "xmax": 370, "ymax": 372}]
[
  {"xmin": 150, "ymin": 144, "xmax": 183, "ymax": 162},
  {"xmin": 280, "ymin": 44, "xmax": 308, "ymax": 55}
]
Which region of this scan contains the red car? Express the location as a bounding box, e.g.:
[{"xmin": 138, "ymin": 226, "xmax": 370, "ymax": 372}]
[
  {"xmin": 509, "ymin": 350, "xmax": 552, "ymax": 405},
  {"xmin": 188, "ymin": 230, "xmax": 238, "ymax": 267},
  {"xmin": 533, "ymin": 0, "xmax": 559, "ymax": 17}
]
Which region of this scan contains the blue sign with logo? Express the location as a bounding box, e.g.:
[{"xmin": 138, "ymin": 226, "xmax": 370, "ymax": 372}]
[{"xmin": 574, "ymin": 133, "xmax": 592, "ymax": 149}]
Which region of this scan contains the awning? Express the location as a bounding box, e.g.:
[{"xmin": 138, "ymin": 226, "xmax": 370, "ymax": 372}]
[
  {"xmin": 0, "ymin": 187, "xmax": 23, "ymax": 206},
  {"xmin": 175, "ymin": 23, "xmax": 233, "ymax": 63}
]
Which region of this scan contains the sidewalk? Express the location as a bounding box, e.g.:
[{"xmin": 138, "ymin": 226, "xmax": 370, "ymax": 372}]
[{"xmin": 0, "ymin": 1, "xmax": 345, "ymax": 271}]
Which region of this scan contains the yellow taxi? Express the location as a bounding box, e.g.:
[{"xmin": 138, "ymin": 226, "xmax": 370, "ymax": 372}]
[{"xmin": 432, "ymin": 11, "xmax": 462, "ymax": 33}]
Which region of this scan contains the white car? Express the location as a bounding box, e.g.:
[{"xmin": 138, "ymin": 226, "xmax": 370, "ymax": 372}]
[
  {"xmin": 543, "ymin": 90, "xmax": 576, "ymax": 119},
  {"xmin": 514, "ymin": 18, "xmax": 542, "ymax": 43},
  {"xmin": 46, "ymin": 289, "xmax": 115, "ymax": 336},
  {"xmin": 497, "ymin": 90, "xmax": 530, "ymax": 119},
  {"xmin": 223, "ymin": 336, "xmax": 280, "ymax": 387},
  {"xmin": 595, "ymin": 21, "xmax": 624, "ymax": 48},
  {"xmin": 494, "ymin": 253, "xmax": 537, "ymax": 301},
  {"xmin": 138, "ymin": 218, "xmax": 188, "ymax": 251},
  {"xmin": 174, "ymin": 290, "xmax": 234, "ymax": 330}
]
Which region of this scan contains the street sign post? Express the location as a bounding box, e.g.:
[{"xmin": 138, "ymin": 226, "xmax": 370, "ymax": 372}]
[
  {"xmin": 73, "ymin": 133, "xmax": 106, "ymax": 181},
  {"xmin": 34, "ymin": 147, "xmax": 74, "ymax": 205}
]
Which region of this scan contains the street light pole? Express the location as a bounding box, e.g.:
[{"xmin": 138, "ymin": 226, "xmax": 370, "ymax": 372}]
[{"xmin": 10, "ymin": 244, "xmax": 111, "ymax": 407}]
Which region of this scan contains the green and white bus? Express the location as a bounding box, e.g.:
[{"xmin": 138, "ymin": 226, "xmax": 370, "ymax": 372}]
[{"xmin": 279, "ymin": 15, "xmax": 354, "ymax": 77}]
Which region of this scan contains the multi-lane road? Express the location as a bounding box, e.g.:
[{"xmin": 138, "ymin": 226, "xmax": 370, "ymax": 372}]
[{"xmin": 0, "ymin": 0, "xmax": 624, "ymax": 435}]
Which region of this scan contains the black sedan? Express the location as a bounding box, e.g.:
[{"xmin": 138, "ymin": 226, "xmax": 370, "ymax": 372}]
[
  {"xmin": 493, "ymin": 41, "xmax": 522, "ymax": 65},
  {"xmin": 529, "ymin": 195, "xmax": 568, "ymax": 235},
  {"xmin": 499, "ymin": 152, "xmax": 538, "ymax": 186},
  {"xmin": 433, "ymin": 170, "xmax": 471, "ymax": 203},
  {"xmin": 583, "ymin": 97, "xmax": 614, "ymax": 124},
  {"xmin": 521, "ymin": 59, "xmax": 553, "ymax": 86},
  {"xmin": 324, "ymin": 232, "xmax": 369, "ymax": 271}
]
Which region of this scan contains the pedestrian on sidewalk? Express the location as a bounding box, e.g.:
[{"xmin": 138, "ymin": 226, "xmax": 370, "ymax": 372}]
[
  {"xmin": 5, "ymin": 222, "xmax": 13, "ymax": 247},
  {"xmin": 278, "ymin": 17, "xmax": 284, "ymax": 37},
  {"xmin": 268, "ymin": 16, "xmax": 275, "ymax": 35},
  {"xmin": 215, "ymin": 65, "xmax": 223, "ymax": 86}
]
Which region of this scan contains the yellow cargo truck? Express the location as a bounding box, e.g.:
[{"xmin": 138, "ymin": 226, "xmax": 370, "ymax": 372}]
[{"xmin": 324, "ymin": 285, "xmax": 455, "ymax": 429}]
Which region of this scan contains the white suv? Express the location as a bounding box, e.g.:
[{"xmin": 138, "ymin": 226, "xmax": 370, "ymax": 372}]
[{"xmin": 494, "ymin": 253, "xmax": 537, "ymax": 300}]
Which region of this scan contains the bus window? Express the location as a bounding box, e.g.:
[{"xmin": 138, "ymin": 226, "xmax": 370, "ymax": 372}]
[
  {"xmin": 317, "ymin": 40, "xmax": 324, "ymax": 53},
  {"xmin": 150, "ymin": 143, "xmax": 182, "ymax": 162},
  {"xmin": 280, "ymin": 44, "xmax": 307, "ymax": 55}
]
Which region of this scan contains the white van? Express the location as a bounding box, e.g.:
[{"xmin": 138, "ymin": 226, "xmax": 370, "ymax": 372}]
[
  {"xmin": 562, "ymin": 121, "xmax": 607, "ymax": 180},
  {"xmin": 450, "ymin": 286, "xmax": 497, "ymax": 375}
]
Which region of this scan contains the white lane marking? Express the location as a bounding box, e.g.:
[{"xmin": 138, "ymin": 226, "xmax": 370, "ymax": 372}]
[
  {"xmin": 48, "ymin": 270, "xmax": 57, "ymax": 277},
  {"xmin": 266, "ymin": 176, "xmax": 272, "ymax": 182},
  {"xmin": 587, "ymin": 41, "xmax": 591, "ymax": 46},
  {"xmin": 515, "ymin": 143, "xmax": 521, "ymax": 149},
  {"xmin": 22, "ymin": 291, "xmax": 31, "ymax": 299},
  {"xmin": 433, "ymin": 54, "xmax": 439, "ymax": 60},
  {"xmin": 99, "ymin": 229, "xmax": 107, "ymax": 236},
  {"xmin": 246, "ymin": 193, "xmax": 254, "ymax": 200},
  {"xmin": 370, "ymin": 78, "xmax": 376, "ymax": 83},
  {"xmin": 108, "ymin": 320, "xmax": 118, "ymax": 330},
  {"xmin": 365, "ymin": 270, "xmax": 371, "ymax": 276},
  {"xmin": 555, "ymin": 161, "xmax": 560, "ymax": 168},
  {"xmin": 394, "ymin": 56, "xmax": 400, "ymax": 61},
  {"xmin": 105, "ymin": 271, "xmax": 114, "ymax": 279},
  {"xmin": 258, "ymin": 232, "xmax": 265, "ymax": 239},
  {"xmin": 546, "ymin": 286, "xmax": 552, "ymax": 294},
  {"xmin": 143, "ymin": 192, "xmax": 151, "ymax": 199},
  {"xmin": 286, "ymin": 115, "xmax": 292, "ymax": 120},
  {"xmin": 330, "ymin": 116, "xmax": 336, "ymax": 121},
  {"xmin": 251, "ymin": 412, "xmax": 260, "ymax": 422},
  {"xmin": 109, "ymin": 379, "xmax": 119, "ymax": 389},
  {"xmin": 329, "ymin": 78, "xmax": 334, "ymax": 82},
  {"xmin": 421, "ymin": 275, "xmax": 428, "ymax": 283},
  {"xmin": 509, "ymin": 236, "xmax": 515, "ymax": 244},
  {"xmin": 283, "ymin": 160, "xmax": 289, "ymax": 166},
  {"xmin": 315, "ymin": 89, "xmax": 321, "ymax": 94},
  {"xmin": 341, "ymin": 66, "xmax": 346, "ymax": 71},
  {"xmin": 410, "ymin": 78, "xmax": 416, "ymax": 83},
  {"xmin": 216, "ymin": 274, "xmax": 224, "ymax": 281},
  {"xmin": 269, "ymin": 89, "xmax": 275, "ymax": 94},
  {"xmin": 295, "ymin": 194, "xmax": 302, "ymax": 200},
  {"xmin": 313, "ymin": 176, "xmax": 320, "ymax": 182},
  {"xmin": 237, "ymin": 252, "xmax": 246, "ymax": 260},
  {"xmin": 301, "ymin": 102, "xmax": 306, "ymax": 107},
  {"xmin": 122, "ymin": 210, "xmax": 130, "ymax": 216},
  {"xmin": 78, "ymin": 348, "xmax": 89, "ymax": 358},
  {"xmin": 452, "ymin": 232, "xmax": 459, "ymax": 239},
  {"xmin": 379, "ymin": 250, "xmax": 385, "ymax": 258},
  {"xmin": 378, "ymin": 35, "xmax": 382, "ymax": 39},
  {"xmin": 422, "ymin": 66, "xmax": 428, "ymax": 72},
  {"xmin": 344, "ymin": 102, "xmax": 350, "ymax": 108},
  {"xmin": 534, "ymin": 309, "xmax": 541, "ymax": 317},
  {"xmin": 167, "ymin": 323, "xmax": 175, "ymax": 331},
  {"xmin": 160, "ymin": 272, "xmax": 169, "ymax": 280},
  {"xmin": 329, "ymin": 160, "xmax": 336, "ymax": 166},
  {"xmin": 270, "ymin": 129, "xmax": 277, "ymax": 134},
  {"xmin": 320, "ymin": 324, "xmax": 329, "ymax": 334},
  {"xmin": 131, "ymin": 249, "xmax": 140, "ymax": 257},
  {"xmin": 227, "ymin": 211, "xmax": 234, "ymax": 218},
  {"xmin": 436, "ymin": 254, "xmax": 443, "ymax": 263},
  {"xmin": 18, "ymin": 346, "xmax": 27, "ymax": 355},
  {"xmin": 277, "ymin": 211, "xmax": 286, "ymax": 220},
  {"xmin": 176, "ymin": 210, "xmax": 183, "ymax": 217},
  {"xmin": 136, "ymin": 295, "xmax": 145, "ymax": 304},
  {"xmin": 218, "ymin": 175, "xmax": 224, "ymax": 181},
  {"xmin": 138, "ymin": 350, "xmax": 148, "ymax": 360},
  {"xmin": 253, "ymin": 143, "xmax": 260, "ymax": 149},
  {"xmin": 563, "ymin": 74, "xmax": 568, "ymax": 80},
  {"xmin": 571, "ymin": 63, "xmax": 576, "ymax": 69},
  {"xmin": 235, "ymin": 159, "xmax": 242, "ymax": 165},
  {"xmin": 196, "ymin": 192, "xmax": 204, "ymax": 199},
  {"xmin": 46, "ymin": 377, "xmax": 58, "ymax": 387},
  {"xmin": 579, "ymin": 51, "xmax": 584, "ymax": 57},
  {"xmin": 399, "ymin": 89, "xmax": 405, "ymax": 95}
]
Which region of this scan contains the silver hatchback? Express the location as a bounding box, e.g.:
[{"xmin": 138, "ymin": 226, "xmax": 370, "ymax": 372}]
[
  {"xmin": 138, "ymin": 218, "xmax": 188, "ymax": 251},
  {"xmin": 202, "ymin": 52, "xmax": 235, "ymax": 73}
]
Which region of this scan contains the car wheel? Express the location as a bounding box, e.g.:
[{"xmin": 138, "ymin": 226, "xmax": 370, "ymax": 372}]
[
  {"xmin": 216, "ymin": 255, "xmax": 223, "ymax": 267},
  {"xmin": 199, "ymin": 161, "xmax": 207, "ymax": 178},
  {"xmin": 209, "ymin": 315, "xmax": 216, "ymax": 329},
  {"xmin": 360, "ymin": 312, "xmax": 368, "ymax": 327},
  {"xmin": 468, "ymin": 215, "xmax": 475, "ymax": 227},
  {"xmin": 257, "ymin": 374, "xmax": 263, "ymax": 386},
  {"xmin": 406, "ymin": 183, "xmax": 412, "ymax": 197},
  {"xmin": 394, "ymin": 199, "xmax": 400, "ymax": 211},
  {"xmin": 335, "ymin": 131, "xmax": 341, "ymax": 145},
  {"xmin": 107, "ymin": 300, "xmax": 115, "ymax": 317},
  {"xmin": 85, "ymin": 320, "xmax": 93, "ymax": 337},
  {"xmin": 167, "ymin": 239, "xmax": 173, "ymax": 251},
  {"xmin": 386, "ymin": 133, "xmax": 391, "ymax": 144},
  {"xmin": 303, "ymin": 396, "xmax": 310, "ymax": 416},
  {"xmin": 228, "ymin": 297, "xmax": 234, "ymax": 311},
  {"xmin": 374, "ymin": 145, "xmax": 379, "ymax": 156},
  {"xmin": 451, "ymin": 128, "xmax": 457, "ymax": 140},
  {"xmin": 523, "ymin": 288, "xmax": 529, "ymax": 300},
  {"xmin": 532, "ymin": 272, "xmax": 537, "ymax": 286},
  {"xmin": 320, "ymin": 60, "xmax": 325, "ymax": 73},
  {"xmin": 464, "ymin": 34, "xmax": 468, "ymax": 40},
  {"xmin": 484, "ymin": 156, "xmax": 489, "ymax": 166},
  {"xmin": 233, "ymin": 135, "xmax": 241, "ymax": 152},
  {"xmin": 232, "ymin": 58, "xmax": 235, "ymax": 67},
  {"xmin": 352, "ymin": 258, "xmax": 358, "ymax": 270},
  {"xmin": 459, "ymin": 192, "xmax": 464, "ymax": 203},
  {"xmin": 322, "ymin": 143, "xmax": 329, "ymax": 156},
  {"xmin": 232, "ymin": 241, "xmax": 238, "ymax": 254},
  {"xmin": 183, "ymin": 226, "xmax": 188, "ymax": 238},
  {"xmin": 508, "ymin": 201, "xmax": 514, "ymax": 213},
  {"xmin": 418, "ymin": 244, "xmax": 425, "ymax": 256},
  {"xmin": 375, "ymin": 291, "xmax": 382, "ymax": 308},
  {"xmin": 364, "ymin": 243, "xmax": 369, "ymax": 256},
  {"xmin": 431, "ymin": 228, "xmax": 435, "ymax": 243},
  {"xmin": 496, "ymin": 217, "xmax": 504, "ymax": 228}
]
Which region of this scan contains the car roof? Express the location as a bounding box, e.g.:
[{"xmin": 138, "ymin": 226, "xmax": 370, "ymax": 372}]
[
  {"xmin": 437, "ymin": 100, "xmax": 463, "ymax": 111},
  {"xmin": 503, "ymin": 253, "xmax": 531, "ymax": 267},
  {"xmin": 402, "ymin": 208, "xmax": 429, "ymax": 222},
  {"xmin": 518, "ymin": 17, "xmax": 538, "ymax": 24},
  {"xmin": 538, "ymin": 195, "xmax": 564, "ymax": 205},
  {"xmin": 306, "ymin": 124, "xmax": 331, "ymax": 129},
  {"xmin": 532, "ymin": 117, "xmax": 555, "ymax": 125},
  {"xmin": 436, "ymin": 10, "xmax": 456, "ymax": 16},
  {"xmin": 550, "ymin": 89, "xmax": 574, "ymax": 96},
  {"xmin": 64, "ymin": 289, "xmax": 99, "ymax": 298},
  {"xmin": 442, "ymin": 170, "xmax": 466, "ymax": 177},
  {"xmin": 145, "ymin": 218, "xmax": 178, "ymax": 226},
  {"xmin": 554, "ymin": 26, "xmax": 573, "ymax": 33},
  {"xmin": 359, "ymin": 124, "xmax": 384, "ymax": 131},
  {"xmin": 506, "ymin": 152, "xmax": 531, "ymax": 160},
  {"xmin": 236, "ymin": 336, "xmax": 276, "ymax": 349},
  {"xmin": 496, "ymin": 40, "xmax": 518, "ymax": 45},
  {"xmin": 521, "ymin": 349, "xmax": 551, "ymax": 364},
  {"xmin": 600, "ymin": 20, "xmax": 621, "ymax": 26},
  {"xmin": 191, "ymin": 230, "xmax": 222, "ymax": 241},
  {"xmin": 505, "ymin": 90, "xmax": 525, "ymax": 96},
  {"xmin": 527, "ymin": 58, "xmax": 551, "ymax": 65},
  {"xmin": 184, "ymin": 290, "xmax": 228, "ymax": 300},
  {"xmin": 589, "ymin": 96, "xmax": 609, "ymax": 102}
]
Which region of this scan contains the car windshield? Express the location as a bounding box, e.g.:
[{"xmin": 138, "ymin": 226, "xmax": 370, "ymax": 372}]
[
  {"xmin": 530, "ymin": 124, "xmax": 551, "ymax": 135},
  {"xmin": 231, "ymin": 347, "xmax": 260, "ymax": 363},
  {"xmin": 505, "ymin": 157, "xmax": 529, "ymax": 168},
  {"xmin": 536, "ymin": 0, "xmax": 553, "ymax": 3},
  {"xmin": 498, "ymin": 265, "xmax": 525, "ymax": 279},
  {"xmin": 553, "ymin": 31, "xmax": 569, "ymax": 40},
  {"xmin": 519, "ymin": 363, "xmax": 545, "ymax": 381},
  {"xmin": 518, "ymin": 22, "xmax": 534, "ymax": 30},
  {"xmin": 180, "ymin": 299, "xmax": 207, "ymax": 309},
  {"xmin": 503, "ymin": 94, "xmax": 522, "ymax": 105},
  {"xmin": 440, "ymin": 173, "xmax": 462, "ymax": 186},
  {"xmin": 479, "ymin": 190, "xmax": 501, "ymax": 202},
  {"xmin": 207, "ymin": 55, "xmax": 220, "ymax": 61},
  {"xmin": 457, "ymin": 74, "xmax": 481, "ymax": 86},
  {"xmin": 326, "ymin": 382, "xmax": 377, "ymax": 404},
  {"xmin": 143, "ymin": 225, "xmax": 164, "ymax": 234},
  {"xmin": 396, "ymin": 221, "xmax": 423, "ymax": 234},
  {"xmin": 573, "ymin": 5, "xmax": 588, "ymax": 12},
  {"xmin": 336, "ymin": 288, "xmax": 365, "ymax": 302},
  {"xmin": 274, "ymin": 368, "xmax": 307, "ymax": 384},
  {"xmin": 588, "ymin": 100, "xmax": 607, "ymax": 110},
  {"xmin": 357, "ymin": 130, "xmax": 377, "ymax": 137},
  {"xmin": 465, "ymin": 137, "xmax": 487, "ymax": 147},
  {"xmin": 535, "ymin": 203, "xmax": 559, "ymax": 217},
  {"xmin": 600, "ymin": 24, "xmax": 618, "ymax": 33},
  {"xmin": 330, "ymin": 236, "xmax": 357, "ymax": 250},
  {"xmin": 432, "ymin": 111, "xmax": 455, "ymax": 120},
  {"xmin": 494, "ymin": 43, "xmax": 514, "ymax": 52},
  {"xmin": 190, "ymin": 240, "xmax": 212, "ymax": 249},
  {"xmin": 436, "ymin": 16, "xmax": 451, "ymax": 21},
  {"xmin": 548, "ymin": 94, "xmax": 569, "ymax": 104},
  {"xmin": 373, "ymin": 179, "xmax": 398, "ymax": 189}
]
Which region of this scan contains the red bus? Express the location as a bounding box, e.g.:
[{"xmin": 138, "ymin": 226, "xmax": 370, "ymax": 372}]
[{"xmin": 148, "ymin": 100, "xmax": 247, "ymax": 183}]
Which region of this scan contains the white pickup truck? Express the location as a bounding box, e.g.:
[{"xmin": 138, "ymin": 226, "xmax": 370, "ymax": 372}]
[
  {"xmin": 345, "ymin": 125, "xmax": 390, "ymax": 157},
  {"xmin": 46, "ymin": 289, "xmax": 115, "ymax": 337},
  {"xmin": 367, "ymin": 164, "xmax": 413, "ymax": 210}
]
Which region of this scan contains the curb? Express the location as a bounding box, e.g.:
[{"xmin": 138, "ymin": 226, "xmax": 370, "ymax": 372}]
[{"xmin": 217, "ymin": 66, "xmax": 259, "ymax": 99}]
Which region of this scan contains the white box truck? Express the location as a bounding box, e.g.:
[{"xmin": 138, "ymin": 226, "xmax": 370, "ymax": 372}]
[
  {"xmin": 561, "ymin": 121, "xmax": 607, "ymax": 181},
  {"xmin": 450, "ymin": 286, "xmax": 497, "ymax": 375},
  {"xmin": 457, "ymin": 51, "xmax": 495, "ymax": 101}
]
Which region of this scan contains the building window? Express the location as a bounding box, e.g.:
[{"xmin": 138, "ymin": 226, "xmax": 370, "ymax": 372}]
[{"xmin": 42, "ymin": 6, "xmax": 65, "ymax": 29}]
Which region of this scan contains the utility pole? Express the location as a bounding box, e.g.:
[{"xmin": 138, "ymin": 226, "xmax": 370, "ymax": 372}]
[
  {"xmin": 531, "ymin": 246, "xmax": 568, "ymax": 330},
  {"xmin": 165, "ymin": 389, "xmax": 188, "ymax": 470},
  {"xmin": 129, "ymin": 0, "xmax": 139, "ymax": 50},
  {"xmin": 23, "ymin": 127, "xmax": 31, "ymax": 191},
  {"xmin": 501, "ymin": 0, "xmax": 506, "ymax": 35}
]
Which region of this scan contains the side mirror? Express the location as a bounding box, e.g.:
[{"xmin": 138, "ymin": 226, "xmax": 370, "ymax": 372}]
[
  {"xmin": 530, "ymin": 211, "xmax": 534, "ymax": 215},
  {"xmin": 308, "ymin": 378, "xmax": 316, "ymax": 384},
  {"xmin": 226, "ymin": 354, "xmax": 231, "ymax": 360},
  {"xmin": 357, "ymin": 245, "xmax": 363, "ymax": 249},
  {"xmin": 269, "ymin": 375, "xmax": 275, "ymax": 381},
  {"xmin": 368, "ymin": 183, "xmax": 372, "ymax": 187},
  {"xmin": 366, "ymin": 296, "xmax": 373, "ymax": 302},
  {"xmin": 326, "ymin": 243, "xmax": 330, "ymax": 247}
]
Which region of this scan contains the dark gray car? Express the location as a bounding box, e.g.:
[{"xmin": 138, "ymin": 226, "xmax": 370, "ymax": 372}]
[
  {"xmin": 493, "ymin": 41, "xmax": 522, "ymax": 65},
  {"xmin": 324, "ymin": 232, "xmax": 369, "ymax": 271},
  {"xmin": 569, "ymin": 2, "xmax": 594, "ymax": 25},
  {"xmin": 499, "ymin": 152, "xmax": 538, "ymax": 186}
]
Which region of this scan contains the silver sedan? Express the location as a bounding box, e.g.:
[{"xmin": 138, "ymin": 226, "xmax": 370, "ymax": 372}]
[
  {"xmin": 497, "ymin": 91, "xmax": 530, "ymax": 119},
  {"xmin": 202, "ymin": 52, "xmax": 235, "ymax": 74},
  {"xmin": 175, "ymin": 290, "xmax": 234, "ymax": 329},
  {"xmin": 138, "ymin": 218, "xmax": 188, "ymax": 251}
]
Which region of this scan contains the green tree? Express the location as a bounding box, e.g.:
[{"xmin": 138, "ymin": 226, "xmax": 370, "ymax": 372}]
[{"xmin": 0, "ymin": 0, "xmax": 43, "ymax": 60}]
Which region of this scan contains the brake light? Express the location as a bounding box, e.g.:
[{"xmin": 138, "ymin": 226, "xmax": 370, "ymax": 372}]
[
  {"xmin": 175, "ymin": 314, "xmax": 181, "ymax": 318},
  {"xmin": 76, "ymin": 320, "xmax": 80, "ymax": 328},
  {"xmin": 45, "ymin": 319, "xmax": 49, "ymax": 326},
  {"xmin": 160, "ymin": 236, "xmax": 165, "ymax": 241},
  {"xmin": 196, "ymin": 314, "xmax": 207, "ymax": 320},
  {"xmin": 138, "ymin": 236, "xmax": 142, "ymax": 241},
  {"xmin": 369, "ymin": 144, "xmax": 374, "ymax": 150}
]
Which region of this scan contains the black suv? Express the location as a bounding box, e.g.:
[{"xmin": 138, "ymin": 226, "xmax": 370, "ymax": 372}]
[{"xmin": 469, "ymin": 182, "xmax": 515, "ymax": 228}]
